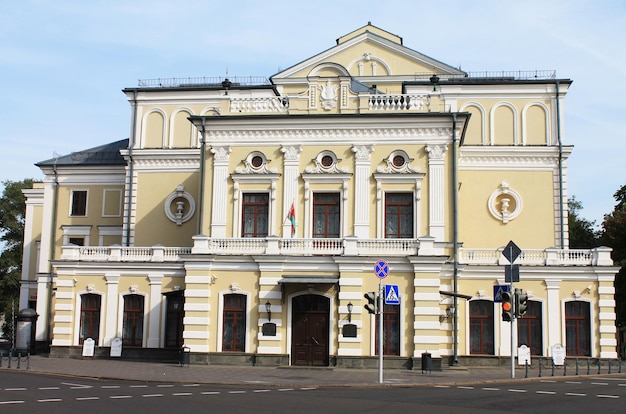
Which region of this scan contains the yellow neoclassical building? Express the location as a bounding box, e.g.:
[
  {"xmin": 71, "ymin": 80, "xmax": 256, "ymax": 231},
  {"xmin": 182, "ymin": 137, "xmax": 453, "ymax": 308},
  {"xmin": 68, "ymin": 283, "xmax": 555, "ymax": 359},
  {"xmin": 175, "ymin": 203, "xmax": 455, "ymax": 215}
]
[{"xmin": 20, "ymin": 24, "xmax": 619, "ymax": 368}]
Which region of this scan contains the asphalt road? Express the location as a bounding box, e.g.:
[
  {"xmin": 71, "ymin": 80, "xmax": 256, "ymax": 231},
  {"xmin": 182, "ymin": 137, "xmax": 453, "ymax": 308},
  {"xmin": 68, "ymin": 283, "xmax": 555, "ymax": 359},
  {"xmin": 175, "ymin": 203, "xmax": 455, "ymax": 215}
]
[{"xmin": 1, "ymin": 370, "xmax": 625, "ymax": 413}]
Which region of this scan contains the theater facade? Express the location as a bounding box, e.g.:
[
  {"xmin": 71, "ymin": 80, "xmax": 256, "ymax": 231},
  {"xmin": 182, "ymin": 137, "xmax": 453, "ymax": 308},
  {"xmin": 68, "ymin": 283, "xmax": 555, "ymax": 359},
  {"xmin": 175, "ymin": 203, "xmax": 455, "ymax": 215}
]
[{"xmin": 20, "ymin": 24, "xmax": 619, "ymax": 367}]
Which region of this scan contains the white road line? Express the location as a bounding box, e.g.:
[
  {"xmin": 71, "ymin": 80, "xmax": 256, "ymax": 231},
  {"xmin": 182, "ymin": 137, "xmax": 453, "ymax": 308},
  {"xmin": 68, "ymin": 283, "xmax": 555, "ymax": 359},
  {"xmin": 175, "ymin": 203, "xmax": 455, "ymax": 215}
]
[
  {"xmin": 201, "ymin": 391, "xmax": 221, "ymax": 395},
  {"xmin": 157, "ymin": 384, "xmax": 174, "ymax": 388},
  {"xmin": 597, "ymin": 394, "xmax": 619, "ymax": 399},
  {"xmin": 76, "ymin": 397, "xmax": 100, "ymax": 401},
  {"xmin": 253, "ymin": 389, "xmax": 271, "ymax": 393},
  {"xmin": 102, "ymin": 385, "xmax": 120, "ymax": 389},
  {"xmin": 565, "ymin": 381, "xmax": 582, "ymax": 384},
  {"xmin": 482, "ymin": 387, "xmax": 500, "ymax": 391},
  {"xmin": 434, "ymin": 385, "xmax": 450, "ymax": 388},
  {"xmin": 278, "ymin": 388, "xmax": 294, "ymax": 391},
  {"xmin": 300, "ymin": 387, "xmax": 317, "ymax": 391},
  {"xmin": 39, "ymin": 387, "xmax": 60, "ymax": 390},
  {"xmin": 130, "ymin": 385, "xmax": 148, "ymax": 388},
  {"xmin": 37, "ymin": 398, "xmax": 62, "ymax": 402},
  {"xmin": 182, "ymin": 384, "xmax": 200, "ymax": 387},
  {"xmin": 508, "ymin": 389, "xmax": 527, "ymax": 393},
  {"xmin": 172, "ymin": 392, "xmax": 193, "ymax": 396},
  {"xmin": 565, "ymin": 393, "xmax": 586, "ymax": 397},
  {"xmin": 540, "ymin": 380, "xmax": 556, "ymax": 383},
  {"xmin": 591, "ymin": 382, "xmax": 608, "ymax": 386},
  {"xmin": 110, "ymin": 395, "xmax": 132, "ymax": 399},
  {"xmin": 619, "ymin": 384, "xmax": 626, "ymax": 387},
  {"xmin": 142, "ymin": 394, "xmax": 163, "ymax": 398},
  {"xmin": 5, "ymin": 388, "xmax": 26, "ymax": 391},
  {"xmin": 228, "ymin": 391, "xmax": 246, "ymax": 394},
  {"xmin": 457, "ymin": 386, "xmax": 474, "ymax": 389},
  {"xmin": 0, "ymin": 401, "xmax": 24, "ymax": 404},
  {"xmin": 536, "ymin": 391, "xmax": 556, "ymax": 395},
  {"xmin": 62, "ymin": 382, "xmax": 92, "ymax": 389}
]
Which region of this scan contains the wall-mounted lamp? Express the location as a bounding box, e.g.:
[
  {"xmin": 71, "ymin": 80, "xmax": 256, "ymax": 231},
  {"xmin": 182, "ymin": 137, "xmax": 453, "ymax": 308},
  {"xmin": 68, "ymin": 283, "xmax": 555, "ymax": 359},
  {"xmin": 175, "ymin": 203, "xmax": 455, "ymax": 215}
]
[
  {"xmin": 429, "ymin": 73, "xmax": 440, "ymax": 92},
  {"xmin": 265, "ymin": 301, "xmax": 272, "ymax": 322},
  {"xmin": 347, "ymin": 302, "xmax": 353, "ymax": 322},
  {"xmin": 440, "ymin": 306, "xmax": 455, "ymax": 322}
]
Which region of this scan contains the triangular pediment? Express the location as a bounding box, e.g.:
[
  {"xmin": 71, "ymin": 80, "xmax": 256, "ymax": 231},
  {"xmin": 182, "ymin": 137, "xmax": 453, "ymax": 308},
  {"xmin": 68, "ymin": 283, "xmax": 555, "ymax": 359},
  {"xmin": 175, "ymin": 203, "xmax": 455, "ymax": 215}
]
[{"xmin": 271, "ymin": 23, "xmax": 465, "ymax": 86}]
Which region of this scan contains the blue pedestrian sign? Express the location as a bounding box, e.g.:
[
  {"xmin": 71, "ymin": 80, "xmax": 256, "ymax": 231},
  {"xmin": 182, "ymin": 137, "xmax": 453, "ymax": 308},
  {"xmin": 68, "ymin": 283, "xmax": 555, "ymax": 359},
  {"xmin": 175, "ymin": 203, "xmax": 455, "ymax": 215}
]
[
  {"xmin": 494, "ymin": 285, "xmax": 510, "ymax": 303},
  {"xmin": 385, "ymin": 284, "xmax": 400, "ymax": 305},
  {"xmin": 374, "ymin": 260, "xmax": 389, "ymax": 279}
]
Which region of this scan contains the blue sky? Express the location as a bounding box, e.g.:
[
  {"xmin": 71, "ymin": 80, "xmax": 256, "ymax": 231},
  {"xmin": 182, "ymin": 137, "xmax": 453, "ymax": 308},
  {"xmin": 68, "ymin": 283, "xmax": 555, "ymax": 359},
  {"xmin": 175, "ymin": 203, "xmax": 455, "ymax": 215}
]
[{"xmin": 1, "ymin": 0, "xmax": 624, "ymax": 226}]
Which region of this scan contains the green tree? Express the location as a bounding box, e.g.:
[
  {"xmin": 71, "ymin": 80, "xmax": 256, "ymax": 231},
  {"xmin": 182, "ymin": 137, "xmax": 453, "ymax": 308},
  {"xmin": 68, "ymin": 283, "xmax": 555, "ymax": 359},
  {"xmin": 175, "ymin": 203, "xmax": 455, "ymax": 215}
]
[
  {"xmin": 601, "ymin": 184, "xmax": 626, "ymax": 329},
  {"xmin": 568, "ymin": 196, "xmax": 600, "ymax": 248},
  {"xmin": 0, "ymin": 179, "xmax": 34, "ymax": 341}
]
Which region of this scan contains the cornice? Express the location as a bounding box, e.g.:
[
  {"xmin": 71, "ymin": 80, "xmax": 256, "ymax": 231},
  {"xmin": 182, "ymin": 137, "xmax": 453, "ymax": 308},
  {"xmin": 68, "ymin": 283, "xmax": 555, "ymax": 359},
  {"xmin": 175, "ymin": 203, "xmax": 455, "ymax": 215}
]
[{"xmin": 459, "ymin": 146, "xmax": 573, "ymax": 170}]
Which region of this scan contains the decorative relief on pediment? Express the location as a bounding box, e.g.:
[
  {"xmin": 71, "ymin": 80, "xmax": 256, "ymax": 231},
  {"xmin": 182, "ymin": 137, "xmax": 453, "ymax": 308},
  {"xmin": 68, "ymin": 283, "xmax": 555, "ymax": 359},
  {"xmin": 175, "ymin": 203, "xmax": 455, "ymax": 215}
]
[
  {"xmin": 305, "ymin": 150, "xmax": 349, "ymax": 174},
  {"xmin": 235, "ymin": 152, "xmax": 277, "ymax": 174},
  {"xmin": 319, "ymin": 80, "xmax": 338, "ymax": 110},
  {"xmin": 376, "ymin": 150, "xmax": 420, "ymax": 173},
  {"xmin": 488, "ymin": 181, "xmax": 523, "ymax": 224}
]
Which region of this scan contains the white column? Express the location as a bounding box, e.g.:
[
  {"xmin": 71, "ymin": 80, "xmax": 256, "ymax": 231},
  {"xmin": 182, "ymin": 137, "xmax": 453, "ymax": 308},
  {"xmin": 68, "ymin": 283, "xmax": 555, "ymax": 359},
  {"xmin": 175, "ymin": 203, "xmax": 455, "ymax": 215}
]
[
  {"xmin": 210, "ymin": 146, "xmax": 231, "ymax": 238},
  {"xmin": 34, "ymin": 274, "xmax": 51, "ymax": 341},
  {"xmin": 352, "ymin": 145, "xmax": 374, "ymax": 238},
  {"xmin": 425, "ymin": 145, "xmax": 448, "ymax": 241},
  {"xmin": 545, "ymin": 280, "xmax": 561, "ymax": 353},
  {"xmin": 104, "ymin": 274, "xmax": 120, "ymax": 346},
  {"xmin": 147, "ymin": 274, "xmax": 163, "ymax": 348},
  {"xmin": 281, "ymin": 145, "xmax": 301, "ymax": 237}
]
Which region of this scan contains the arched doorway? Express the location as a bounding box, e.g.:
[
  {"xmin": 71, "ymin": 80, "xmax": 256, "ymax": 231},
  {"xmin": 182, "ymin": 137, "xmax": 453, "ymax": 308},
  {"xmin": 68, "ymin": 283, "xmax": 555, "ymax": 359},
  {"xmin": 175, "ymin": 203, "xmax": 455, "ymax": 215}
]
[{"xmin": 291, "ymin": 294, "xmax": 330, "ymax": 366}]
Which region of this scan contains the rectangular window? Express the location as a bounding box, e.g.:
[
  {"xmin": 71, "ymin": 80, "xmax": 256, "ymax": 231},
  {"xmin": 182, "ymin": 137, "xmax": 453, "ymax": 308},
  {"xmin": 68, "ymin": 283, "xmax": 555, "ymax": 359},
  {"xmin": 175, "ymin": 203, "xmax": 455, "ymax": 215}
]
[
  {"xmin": 122, "ymin": 295, "xmax": 144, "ymax": 347},
  {"xmin": 222, "ymin": 294, "xmax": 246, "ymax": 352},
  {"xmin": 71, "ymin": 190, "xmax": 88, "ymax": 216},
  {"xmin": 565, "ymin": 301, "xmax": 591, "ymax": 356},
  {"xmin": 68, "ymin": 237, "xmax": 85, "ymax": 246},
  {"xmin": 241, "ymin": 193, "xmax": 269, "ymax": 238},
  {"xmin": 313, "ymin": 193, "xmax": 340, "ymax": 238},
  {"xmin": 385, "ymin": 193, "xmax": 413, "ymax": 238},
  {"xmin": 79, "ymin": 294, "xmax": 101, "ymax": 344}
]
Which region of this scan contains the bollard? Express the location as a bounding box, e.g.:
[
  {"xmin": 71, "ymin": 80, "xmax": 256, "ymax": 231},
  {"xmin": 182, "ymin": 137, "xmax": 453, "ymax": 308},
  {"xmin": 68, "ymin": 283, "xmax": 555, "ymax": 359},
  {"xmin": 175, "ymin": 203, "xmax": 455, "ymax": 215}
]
[
  {"xmin": 539, "ymin": 357, "xmax": 543, "ymax": 377},
  {"xmin": 26, "ymin": 353, "xmax": 30, "ymax": 370},
  {"xmin": 575, "ymin": 358, "xmax": 579, "ymax": 376},
  {"xmin": 16, "ymin": 353, "xmax": 21, "ymax": 369},
  {"xmin": 609, "ymin": 359, "xmax": 612, "ymax": 374},
  {"xmin": 551, "ymin": 361, "xmax": 555, "ymax": 376},
  {"xmin": 587, "ymin": 358, "xmax": 591, "ymax": 375},
  {"xmin": 563, "ymin": 359, "xmax": 567, "ymax": 376},
  {"xmin": 525, "ymin": 360, "xmax": 529, "ymax": 378}
]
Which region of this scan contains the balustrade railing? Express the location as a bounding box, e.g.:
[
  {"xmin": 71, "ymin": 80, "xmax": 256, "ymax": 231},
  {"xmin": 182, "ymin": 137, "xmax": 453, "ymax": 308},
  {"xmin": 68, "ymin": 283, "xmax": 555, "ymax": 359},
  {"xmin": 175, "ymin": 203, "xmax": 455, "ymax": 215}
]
[{"xmin": 60, "ymin": 241, "xmax": 609, "ymax": 266}]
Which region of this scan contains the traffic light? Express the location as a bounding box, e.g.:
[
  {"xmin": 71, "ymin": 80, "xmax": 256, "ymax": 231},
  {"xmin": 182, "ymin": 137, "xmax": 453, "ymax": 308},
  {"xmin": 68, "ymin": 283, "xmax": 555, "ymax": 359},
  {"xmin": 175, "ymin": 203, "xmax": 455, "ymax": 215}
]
[
  {"xmin": 364, "ymin": 292, "xmax": 377, "ymax": 314},
  {"xmin": 501, "ymin": 290, "xmax": 514, "ymax": 322},
  {"xmin": 516, "ymin": 288, "xmax": 528, "ymax": 318}
]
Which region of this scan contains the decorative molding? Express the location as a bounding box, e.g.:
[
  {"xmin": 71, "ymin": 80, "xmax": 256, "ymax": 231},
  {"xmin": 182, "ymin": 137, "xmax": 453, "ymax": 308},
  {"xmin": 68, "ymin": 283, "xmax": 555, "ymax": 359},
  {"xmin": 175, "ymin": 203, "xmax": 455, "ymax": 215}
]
[
  {"xmin": 281, "ymin": 145, "xmax": 302, "ymax": 161},
  {"xmin": 235, "ymin": 151, "xmax": 277, "ymax": 174},
  {"xmin": 425, "ymin": 144, "xmax": 448, "ymax": 161},
  {"xmin": 211, "ymin": 146, "xmax": 232, "ymax": 162},
  {"xmin": 487, "ymin": 181, "xmax": 523, "ymax": 224},
  {"xmin": 204, "ymin": 127, "xmax": 452, "ymax": 141},
  {"xmin": 352, "ymin": 145, "xmax": 374, "ymax": 161},
  {"xmin": 164, "ymin": 184, "xmax": 196, "ymax": 225},
  {"xmin": 377, "ymin": 150, "xmax": 420, "ymax": 173}
]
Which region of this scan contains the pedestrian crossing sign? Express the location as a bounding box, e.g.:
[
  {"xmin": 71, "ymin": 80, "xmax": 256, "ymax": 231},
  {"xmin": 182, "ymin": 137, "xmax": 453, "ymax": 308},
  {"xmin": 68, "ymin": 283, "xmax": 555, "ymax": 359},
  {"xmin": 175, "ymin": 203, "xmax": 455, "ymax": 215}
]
[{"xmin": 384, "ymin": 284, "xmax": 400, "ymax": 305}]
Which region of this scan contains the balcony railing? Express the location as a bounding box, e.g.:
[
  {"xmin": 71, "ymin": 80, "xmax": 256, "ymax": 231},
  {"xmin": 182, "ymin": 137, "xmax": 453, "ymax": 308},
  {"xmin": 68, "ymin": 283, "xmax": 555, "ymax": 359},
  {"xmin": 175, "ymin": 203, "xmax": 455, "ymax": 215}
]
[{"xmin": 59, "ymin": 239, "xmax": 613, "ymax": 267}]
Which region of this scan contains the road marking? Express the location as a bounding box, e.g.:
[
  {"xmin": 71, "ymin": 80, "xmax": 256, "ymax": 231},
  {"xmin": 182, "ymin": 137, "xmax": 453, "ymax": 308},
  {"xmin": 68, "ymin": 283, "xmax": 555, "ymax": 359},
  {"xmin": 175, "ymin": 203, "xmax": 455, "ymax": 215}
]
[
  {"xmin": 434, "ymin": 385, "xmax": 450, "ymax": 388},
  {"xmin": 597, "ymin": 394, "xmax": 619, "ymax": 399},
  {"xmin": 37, "ymin": 398, "xmax": 62, "ymax": 402},
  {"xmin": 565, "ymin": 381, "xmax": 581, "ymax": 384},
  {"xmin": 300, "ymin": 387, "xmax": 317, "ymax": 391},
  {"xmin": 157, "ymin": 384, "xmax": 174, "ymax": 388},
  {"xmin": 142, "ymin": 394, "xmax": 163, "ymax": 398},
  {"xmin": 173, "ymin": 392, "xmax": 193, "ymax": 396},
  {"xmin": 536, "ymin": 391, "xmax": 556, "ymax": 395},
  {"xmin": 0, "ymin": 401, "xmax": 24, "ymax": 404},
  {"xmin": 591, "ymin": 382, "xmax": 608, "ymax": 386},
  {"xmin": 508, "ymin": 389, "xmax": 527, "ymax": 393},
  {"xmin": 201, "ymin": 391, "xmax": 221, "ymax": 395},
  {"xmin": 278, "ymin": 388, "xmax": 294, "ymax": 392},
  {"xmin": 540, "ymin": 380, "xmax": 556, "ymax": 383},
  {"xmin": 5, "ymin": 388, "xmax": 26, "ymax": 391},
  {"xmin": 253, "ymin": 389, "xmax": 271, "ymax": 393},
  {"xmin": 39, "ymin": 387, "xmax": 60, "ymax": 390},
  {"xmin": 482, "ymin": 387, "xmax": 500, "ymax": 391},
  {"xmin": 102, "ymin": 385, "xmax": 120, "ymax": 389},
  {"xmin": 62, "ymin": 382, "xmax": 92, "ymax": 389},
  {"xmin": 130, "ymin": 385, "xmax": 148, "ymax": 388},
  {"xmin": 183, "ymin": 384, "xmax": 200, "ymax": 387},
  {"xmin": 76, "ymin": 397, "xmax": 100, "ymax": 401},
  {"xmin": 565, "ymin": 393, "xmax": 586, "ymax": 397},
  {"xmin": 228, "ymin": 390, "xmax": 246, "ymax": 394},
  {"xmin": 110, "ymin": 395, "xmax": 132, "ymax": 399},
  {"xmin": 457, "ymin": 386, "xmax": 474, "ymax": 389}
]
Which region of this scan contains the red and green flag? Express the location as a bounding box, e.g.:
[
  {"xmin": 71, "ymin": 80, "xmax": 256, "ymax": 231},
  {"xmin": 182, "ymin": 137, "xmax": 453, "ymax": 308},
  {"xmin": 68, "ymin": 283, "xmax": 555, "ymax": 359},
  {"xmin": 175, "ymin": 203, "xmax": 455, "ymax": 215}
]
[{"xmin": 287, "ymin": 202, "xmax": 296, "ymax": 237}]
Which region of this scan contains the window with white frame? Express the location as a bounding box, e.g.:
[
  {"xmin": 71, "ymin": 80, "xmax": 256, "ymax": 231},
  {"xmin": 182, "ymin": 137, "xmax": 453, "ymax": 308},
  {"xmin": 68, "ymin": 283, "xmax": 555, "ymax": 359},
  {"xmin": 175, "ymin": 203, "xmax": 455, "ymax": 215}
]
[{"xmin": 70, "ymin": 190, "xmax": 88, "ymax": 216}]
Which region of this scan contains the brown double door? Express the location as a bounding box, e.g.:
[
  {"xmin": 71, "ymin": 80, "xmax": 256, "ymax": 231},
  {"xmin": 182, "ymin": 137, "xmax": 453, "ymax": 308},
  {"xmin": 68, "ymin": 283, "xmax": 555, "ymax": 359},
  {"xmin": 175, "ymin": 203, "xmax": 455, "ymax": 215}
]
[{"xmin": 291, "ymin": 294, "xmax": 330, "ymax": 366}]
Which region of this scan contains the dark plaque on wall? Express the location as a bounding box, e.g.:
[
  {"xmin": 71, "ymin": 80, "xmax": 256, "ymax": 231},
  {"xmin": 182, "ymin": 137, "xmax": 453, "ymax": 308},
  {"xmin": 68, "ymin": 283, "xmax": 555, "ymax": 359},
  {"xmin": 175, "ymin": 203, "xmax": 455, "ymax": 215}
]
[
  {"xmin": 262, "ymin": 322, "xmax": 277, "ymax": 336},
  {"xmin": 342, "ymin": 323, "xmax": 357, "ymax": 338}
]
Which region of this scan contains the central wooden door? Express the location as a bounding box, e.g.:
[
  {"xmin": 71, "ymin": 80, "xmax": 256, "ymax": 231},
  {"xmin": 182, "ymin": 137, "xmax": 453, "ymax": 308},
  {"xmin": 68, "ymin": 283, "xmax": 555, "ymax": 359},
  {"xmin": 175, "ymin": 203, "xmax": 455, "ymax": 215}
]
[{"xmin": 291, "ymin": 294, "xmax": 330, "ymax": 366}]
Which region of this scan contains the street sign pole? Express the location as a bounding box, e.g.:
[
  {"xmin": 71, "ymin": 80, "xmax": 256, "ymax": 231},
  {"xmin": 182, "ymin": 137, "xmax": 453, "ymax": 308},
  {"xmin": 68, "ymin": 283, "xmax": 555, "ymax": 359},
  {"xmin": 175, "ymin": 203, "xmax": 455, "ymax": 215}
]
[
  {"xmin": 510, "ymin": 279, "xmax": 515, "ymax": 379},
  {"xmin": 502, "ymin": 241, "xmax": 521, "ymax": 379},
  {"xmin": 378, "ymin": 279, "xmax": 383, "ymax": 384}
]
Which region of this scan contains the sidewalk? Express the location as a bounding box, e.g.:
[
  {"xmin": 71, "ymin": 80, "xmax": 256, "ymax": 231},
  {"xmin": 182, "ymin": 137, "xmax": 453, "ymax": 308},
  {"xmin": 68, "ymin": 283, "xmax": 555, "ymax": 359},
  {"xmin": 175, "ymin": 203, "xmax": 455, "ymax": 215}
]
[{"xmin": 0, "ymin": 355, "xmax": 541, "ymax": 387}]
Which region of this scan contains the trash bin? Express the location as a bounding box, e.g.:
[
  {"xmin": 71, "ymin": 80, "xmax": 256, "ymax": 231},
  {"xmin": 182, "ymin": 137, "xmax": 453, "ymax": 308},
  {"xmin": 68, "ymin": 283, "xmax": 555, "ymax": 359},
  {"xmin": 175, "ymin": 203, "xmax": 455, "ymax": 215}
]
[
  {"xmin": 179, "ymin": 346, "xmax": 190, "ymax": 367},
  {"xmin": 421, "ymin": 352, "xmax": 432, "ymax": 374}
]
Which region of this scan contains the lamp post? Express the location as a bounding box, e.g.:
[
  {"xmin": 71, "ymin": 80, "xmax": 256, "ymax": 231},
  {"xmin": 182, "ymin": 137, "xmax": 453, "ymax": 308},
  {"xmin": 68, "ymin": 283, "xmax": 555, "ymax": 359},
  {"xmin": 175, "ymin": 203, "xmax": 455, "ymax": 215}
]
[
  {"xmin": 265, "ymin": 301, "xmax": 272, "ymax": 322},
  {"xmin": 347, "ymin": 302, "xmax": 353, "ymax": 322}
]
